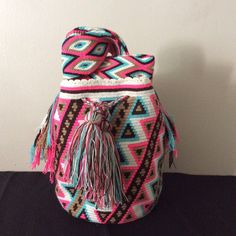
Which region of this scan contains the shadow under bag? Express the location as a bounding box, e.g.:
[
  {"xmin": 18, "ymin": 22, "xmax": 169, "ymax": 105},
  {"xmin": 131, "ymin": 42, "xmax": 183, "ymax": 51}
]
[{"xmin": 30, "ymin": 26, "xmax": 179, "ymax": 224}]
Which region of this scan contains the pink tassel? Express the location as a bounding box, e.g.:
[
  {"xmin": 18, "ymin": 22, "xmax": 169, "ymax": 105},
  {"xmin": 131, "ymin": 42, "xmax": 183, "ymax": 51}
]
[
  {"xmin": 30, "ymin": 93, "xmax": 59, "ymax": 183},
  {"xmin": 42, "ymin": 143, "xmax": 56, "ymax": 184},
  {"xmin": 31, "ymin": 148, "xmax": 41, "ymax": 169}
]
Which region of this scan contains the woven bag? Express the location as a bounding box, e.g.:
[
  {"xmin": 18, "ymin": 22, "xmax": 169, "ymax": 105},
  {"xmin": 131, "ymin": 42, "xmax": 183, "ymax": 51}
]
[{"xmin": 30, "ymin": 26, "xmax": 179, "ymax": 224}]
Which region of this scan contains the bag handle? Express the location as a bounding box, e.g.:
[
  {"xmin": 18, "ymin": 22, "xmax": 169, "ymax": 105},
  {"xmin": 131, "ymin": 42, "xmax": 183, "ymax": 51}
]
[{"xmin": 62, "ymin": 26, "xmax": 129, "ymax": 76}]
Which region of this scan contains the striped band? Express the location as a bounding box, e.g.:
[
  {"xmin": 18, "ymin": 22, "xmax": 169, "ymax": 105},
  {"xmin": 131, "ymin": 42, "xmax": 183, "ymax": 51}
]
[{"xmin": 59, "ymin": 77, "xmax": 154, "ymax": 99}]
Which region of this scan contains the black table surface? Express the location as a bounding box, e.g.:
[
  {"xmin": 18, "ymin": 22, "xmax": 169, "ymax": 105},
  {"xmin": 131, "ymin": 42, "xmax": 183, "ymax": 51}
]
[{"xmin": 0, "ymin": 172, "xmax": 235, "ymax": 236}]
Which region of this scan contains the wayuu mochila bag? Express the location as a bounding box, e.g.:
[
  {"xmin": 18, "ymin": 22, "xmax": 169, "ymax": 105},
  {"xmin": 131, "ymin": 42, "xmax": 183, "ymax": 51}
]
[{"xmin": 30, "ymin": 26, "xmax": 179, "ymax": 224}]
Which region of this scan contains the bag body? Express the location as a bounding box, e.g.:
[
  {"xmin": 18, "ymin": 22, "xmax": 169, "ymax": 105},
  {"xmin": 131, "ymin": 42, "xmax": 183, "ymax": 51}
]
[{"xmin": 30, "ymin": 26, "xmax": 179, "ymax": 224}]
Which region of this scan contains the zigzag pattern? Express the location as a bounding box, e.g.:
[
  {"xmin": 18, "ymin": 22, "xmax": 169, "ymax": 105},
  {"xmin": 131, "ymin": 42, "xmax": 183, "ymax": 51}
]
[
  {"xmin": 54, "ymin": 89, "xmax": 167, "ymax": 224},
  {"xmin": 93, "ymin": 55, "xmax": 155, "ymax": 80}
]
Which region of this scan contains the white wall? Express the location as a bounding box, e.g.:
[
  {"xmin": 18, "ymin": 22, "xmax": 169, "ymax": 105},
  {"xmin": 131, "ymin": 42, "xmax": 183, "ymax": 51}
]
[{"xmin": 0, "ymin": 0, "xmax": 236, "ymax": 175}]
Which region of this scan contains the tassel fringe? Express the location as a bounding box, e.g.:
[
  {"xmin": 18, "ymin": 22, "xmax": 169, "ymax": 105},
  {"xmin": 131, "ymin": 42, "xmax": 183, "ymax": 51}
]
[
  {"xmin": 64, "ymin": 96, "xmax": 128, "ymax": 209},
  {"xmin": 160, "ymin": 104, "xmax": 180, "ymax": 168},
  {"xmin": 154, "ymin": 91, "xmax": 179, "ymax": 168},
  {"xmin": 30, "ymin": 93, "xmax": 59, "ymax": 183}
]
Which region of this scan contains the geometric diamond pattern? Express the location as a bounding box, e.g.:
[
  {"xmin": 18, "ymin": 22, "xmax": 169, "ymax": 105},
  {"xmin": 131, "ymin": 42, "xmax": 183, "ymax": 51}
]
[
  {"xmin": 69, "ymin": 39, "xmax": 92, "ymax": 52},
  {"xmin": 73, "ymin": 60, "xmax": 97, "ymax": 71},
  {"xmin": 88, "ymin": 42, "xmax": 107, "ymax": 56},
  {"xmin": 61, "ymin": 28, "xmax": 154, "ymax": 80}
]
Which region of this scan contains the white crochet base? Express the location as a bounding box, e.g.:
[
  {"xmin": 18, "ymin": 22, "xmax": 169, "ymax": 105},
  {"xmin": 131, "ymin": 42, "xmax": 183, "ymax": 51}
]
[{"xmin": 60, "ymin": 76, "xmax": 152, "ymax": 87}]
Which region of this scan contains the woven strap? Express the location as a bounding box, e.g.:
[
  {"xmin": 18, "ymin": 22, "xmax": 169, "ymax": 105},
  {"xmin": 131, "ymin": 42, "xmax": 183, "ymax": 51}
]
[{"xmin": 62, "ymin": 26, "xmax": 129, "ymax": 76}]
